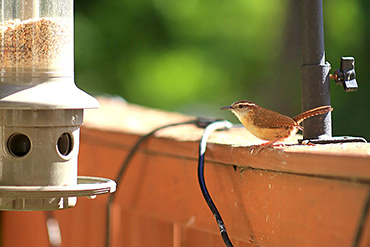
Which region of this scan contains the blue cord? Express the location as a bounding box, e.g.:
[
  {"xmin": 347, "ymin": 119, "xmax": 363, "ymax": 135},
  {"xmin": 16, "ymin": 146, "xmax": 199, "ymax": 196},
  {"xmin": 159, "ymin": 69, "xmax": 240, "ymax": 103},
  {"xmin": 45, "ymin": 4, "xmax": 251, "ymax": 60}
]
[
  {"xmin": 105, "ymin": 118, "xmax": 233, "ymax": 247},
  {"xmin": 197, "ymin": 120, "xmax": 234, "ymax": 247}
]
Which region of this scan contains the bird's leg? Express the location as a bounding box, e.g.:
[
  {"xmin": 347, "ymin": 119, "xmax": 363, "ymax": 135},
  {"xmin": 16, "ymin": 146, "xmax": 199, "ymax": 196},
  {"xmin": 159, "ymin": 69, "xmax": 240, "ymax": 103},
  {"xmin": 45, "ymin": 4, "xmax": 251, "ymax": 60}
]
[{"xmin": 250, "ymin": 140, "xmax": 285, "ymax": 154}]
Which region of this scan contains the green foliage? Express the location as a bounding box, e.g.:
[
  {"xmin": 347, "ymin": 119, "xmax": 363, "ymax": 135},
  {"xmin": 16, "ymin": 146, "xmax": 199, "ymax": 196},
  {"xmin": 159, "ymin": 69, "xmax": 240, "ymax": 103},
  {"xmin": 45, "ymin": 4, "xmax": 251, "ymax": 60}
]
[{"xmin": 74, "ymin": 0, "xmax": 369, "ymax": 139}]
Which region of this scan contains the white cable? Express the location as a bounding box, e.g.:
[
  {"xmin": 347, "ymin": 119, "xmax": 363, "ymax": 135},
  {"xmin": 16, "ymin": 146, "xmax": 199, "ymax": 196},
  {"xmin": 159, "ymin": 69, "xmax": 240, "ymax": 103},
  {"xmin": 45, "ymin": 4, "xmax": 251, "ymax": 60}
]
[{"xmin": 199, "ymin": 120, "xmax": 233, "ymax": 154}]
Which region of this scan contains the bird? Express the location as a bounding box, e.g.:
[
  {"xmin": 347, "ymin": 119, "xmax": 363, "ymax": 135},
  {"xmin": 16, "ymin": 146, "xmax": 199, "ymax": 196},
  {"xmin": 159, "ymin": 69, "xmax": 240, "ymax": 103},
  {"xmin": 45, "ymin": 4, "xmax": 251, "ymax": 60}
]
[{"xmin": 220, "ymin": 100, "xmax": 333, "ymax": 150}]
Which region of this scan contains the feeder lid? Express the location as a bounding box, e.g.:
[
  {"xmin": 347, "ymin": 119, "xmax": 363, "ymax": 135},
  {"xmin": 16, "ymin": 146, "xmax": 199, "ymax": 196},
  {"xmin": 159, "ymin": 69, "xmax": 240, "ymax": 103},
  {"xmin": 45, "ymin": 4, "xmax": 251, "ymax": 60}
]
[
  {"xmin": 0, "ymin": 176, "xmax": 116, "ymax": 211},
  {"xmin": 0, "ymin": 78, "xmax": 99, "ymax": 109}
]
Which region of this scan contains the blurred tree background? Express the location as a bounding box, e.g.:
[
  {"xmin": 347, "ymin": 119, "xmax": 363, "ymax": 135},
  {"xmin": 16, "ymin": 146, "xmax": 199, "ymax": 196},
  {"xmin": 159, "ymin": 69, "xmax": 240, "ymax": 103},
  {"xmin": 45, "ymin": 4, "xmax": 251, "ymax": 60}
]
[{"xmin": 74, "ymin": 0, "xmax": 369, "ymax": 140}]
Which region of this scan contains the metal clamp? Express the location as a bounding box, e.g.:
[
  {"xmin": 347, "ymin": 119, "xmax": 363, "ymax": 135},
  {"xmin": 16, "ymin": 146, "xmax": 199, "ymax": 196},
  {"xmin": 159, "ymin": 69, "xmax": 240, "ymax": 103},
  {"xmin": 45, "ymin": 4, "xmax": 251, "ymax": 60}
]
[{"xmin": 331, "ymin": 57, "xmax": 358, "ymax": 92}]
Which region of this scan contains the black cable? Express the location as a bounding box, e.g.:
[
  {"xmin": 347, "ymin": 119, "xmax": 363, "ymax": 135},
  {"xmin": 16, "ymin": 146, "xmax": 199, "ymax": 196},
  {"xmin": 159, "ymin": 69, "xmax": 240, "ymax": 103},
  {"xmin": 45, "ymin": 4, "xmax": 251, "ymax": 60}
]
[
  {"xmin": 105, "ymin": 119, "xmax": 198, "ymax": 247},
  {"xmin": 197, "ymin": 120, "xmax": 234, "ymax": 247},
  {"xmin": 352, "ymin": 185, "xmax": 370, "ymax": 247}
]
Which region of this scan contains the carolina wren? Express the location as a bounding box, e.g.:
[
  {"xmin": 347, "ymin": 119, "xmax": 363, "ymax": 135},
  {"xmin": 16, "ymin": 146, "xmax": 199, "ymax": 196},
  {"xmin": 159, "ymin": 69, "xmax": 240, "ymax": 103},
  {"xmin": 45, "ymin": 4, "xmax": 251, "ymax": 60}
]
[{"xmin": 221, "ymin": 101, "xmax": 333, "ymax": 148}]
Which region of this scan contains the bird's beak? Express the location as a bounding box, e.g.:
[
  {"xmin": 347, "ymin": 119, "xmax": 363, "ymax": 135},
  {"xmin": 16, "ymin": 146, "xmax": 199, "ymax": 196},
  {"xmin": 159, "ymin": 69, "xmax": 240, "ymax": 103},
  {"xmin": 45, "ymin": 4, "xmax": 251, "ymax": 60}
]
[{"xmin": 220, "ymin": 105, "xmax": 232, "ymax": 110}]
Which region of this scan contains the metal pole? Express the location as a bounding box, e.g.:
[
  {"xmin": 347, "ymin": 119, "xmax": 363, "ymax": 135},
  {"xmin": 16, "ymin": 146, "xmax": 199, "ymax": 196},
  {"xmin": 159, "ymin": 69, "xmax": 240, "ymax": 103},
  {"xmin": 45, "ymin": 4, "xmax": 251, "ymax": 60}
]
[{"xmin": 300, "ymin": 0, "xmax": 332, "ymax": 140}]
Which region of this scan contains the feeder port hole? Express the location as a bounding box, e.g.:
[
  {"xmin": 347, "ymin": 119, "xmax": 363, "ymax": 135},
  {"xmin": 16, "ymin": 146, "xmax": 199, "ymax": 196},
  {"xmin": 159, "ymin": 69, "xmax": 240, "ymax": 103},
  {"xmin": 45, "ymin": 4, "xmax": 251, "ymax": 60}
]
[
  {"xmin": 7, "ymin": 133, "xmax": 31, "ymax": 158},
  {"xmin": 57, "ymin": 132, "xmax": 73, "ymax": 157}
]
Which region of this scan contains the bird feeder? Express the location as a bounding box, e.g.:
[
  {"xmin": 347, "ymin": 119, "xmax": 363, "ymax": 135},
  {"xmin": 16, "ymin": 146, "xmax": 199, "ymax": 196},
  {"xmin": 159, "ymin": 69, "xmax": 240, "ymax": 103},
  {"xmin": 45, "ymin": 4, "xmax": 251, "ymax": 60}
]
[{"xmin": 0, "ymin": 0, "xmax": 116, "ymax": 210}]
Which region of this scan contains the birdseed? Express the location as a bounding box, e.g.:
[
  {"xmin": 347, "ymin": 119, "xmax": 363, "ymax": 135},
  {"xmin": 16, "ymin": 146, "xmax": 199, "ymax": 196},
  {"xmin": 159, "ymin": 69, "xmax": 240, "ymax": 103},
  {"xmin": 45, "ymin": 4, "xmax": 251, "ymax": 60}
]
[{"xmin": 0, "ymin": 18, "xmax": 72, "ymax": 70}]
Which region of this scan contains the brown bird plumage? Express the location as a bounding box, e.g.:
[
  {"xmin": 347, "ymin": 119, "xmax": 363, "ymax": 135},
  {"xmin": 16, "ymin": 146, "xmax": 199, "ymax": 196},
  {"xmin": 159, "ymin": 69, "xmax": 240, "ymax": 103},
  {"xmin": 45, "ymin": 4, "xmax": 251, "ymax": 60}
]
[{"xmin": 221, "ymin": 101, "xmax": 333, "ymax": 148}]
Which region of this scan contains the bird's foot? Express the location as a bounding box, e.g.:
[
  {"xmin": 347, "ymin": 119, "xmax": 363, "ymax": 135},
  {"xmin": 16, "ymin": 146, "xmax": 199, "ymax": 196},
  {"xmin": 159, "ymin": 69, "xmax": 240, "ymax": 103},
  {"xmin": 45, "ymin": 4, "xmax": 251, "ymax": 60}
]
[{"xmin": 250, "ymin": 141, "xmax": 284, "ymax": 154}]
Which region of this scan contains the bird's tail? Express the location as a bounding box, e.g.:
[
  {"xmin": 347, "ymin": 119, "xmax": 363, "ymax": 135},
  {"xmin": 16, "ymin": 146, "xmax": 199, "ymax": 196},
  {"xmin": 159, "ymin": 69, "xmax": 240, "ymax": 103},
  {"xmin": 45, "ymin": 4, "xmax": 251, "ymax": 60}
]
[{"xmin": 293, "ymin": 105, "xmax": 333, "ymax": 124}]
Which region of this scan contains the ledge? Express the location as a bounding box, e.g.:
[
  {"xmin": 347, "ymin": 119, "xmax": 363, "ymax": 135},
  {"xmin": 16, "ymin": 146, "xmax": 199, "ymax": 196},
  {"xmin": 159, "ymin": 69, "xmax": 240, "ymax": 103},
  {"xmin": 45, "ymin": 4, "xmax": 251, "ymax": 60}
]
[
  {"xmin": 79, "ymin": 97, "xmax": 370, "ymax": 246},
  {"xmin": 84, "ymin": 97, "xmax": 370, "ymax": 182}
]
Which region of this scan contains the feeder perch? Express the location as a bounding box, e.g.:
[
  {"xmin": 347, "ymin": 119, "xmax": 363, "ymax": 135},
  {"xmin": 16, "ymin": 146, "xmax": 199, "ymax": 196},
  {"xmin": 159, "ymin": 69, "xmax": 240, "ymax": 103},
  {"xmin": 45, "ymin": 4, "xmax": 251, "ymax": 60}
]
[{"xmin": 0, "ymin": 0, "xmax": 116, "ymax": 210}]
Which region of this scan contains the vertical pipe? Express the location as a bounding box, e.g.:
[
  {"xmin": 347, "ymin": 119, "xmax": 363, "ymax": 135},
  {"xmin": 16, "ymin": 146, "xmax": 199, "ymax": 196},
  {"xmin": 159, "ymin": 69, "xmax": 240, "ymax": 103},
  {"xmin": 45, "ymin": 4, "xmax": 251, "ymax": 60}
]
[{"xmin": 300, "ymin": 0, "xmax": 332, "ymax": 140}]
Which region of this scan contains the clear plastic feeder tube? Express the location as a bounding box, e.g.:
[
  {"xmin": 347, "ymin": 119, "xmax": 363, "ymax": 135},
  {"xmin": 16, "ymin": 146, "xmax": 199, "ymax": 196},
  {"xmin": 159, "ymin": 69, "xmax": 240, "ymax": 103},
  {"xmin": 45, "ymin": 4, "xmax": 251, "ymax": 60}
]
[{"xmin": 0, "ymin": 0, "xmax": 74, "ymax": 78}]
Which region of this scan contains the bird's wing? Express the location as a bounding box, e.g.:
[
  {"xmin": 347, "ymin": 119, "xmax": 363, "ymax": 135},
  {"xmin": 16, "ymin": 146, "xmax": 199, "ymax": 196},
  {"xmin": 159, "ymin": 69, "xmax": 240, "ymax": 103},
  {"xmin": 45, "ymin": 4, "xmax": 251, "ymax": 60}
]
[{"xmin": 252, "ymin": 107, "xmax": 297, "ymax": 129}]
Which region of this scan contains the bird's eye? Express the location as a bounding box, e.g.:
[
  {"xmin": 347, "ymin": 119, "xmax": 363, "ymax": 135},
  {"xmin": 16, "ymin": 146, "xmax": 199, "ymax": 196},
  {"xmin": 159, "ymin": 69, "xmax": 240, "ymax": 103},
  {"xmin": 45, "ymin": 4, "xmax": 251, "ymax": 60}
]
[{"xmin": 238, "ymin": 105, "xmax": 243, "ymax": 108}]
